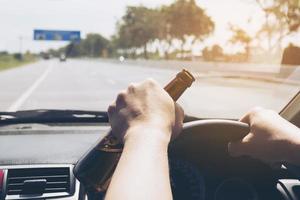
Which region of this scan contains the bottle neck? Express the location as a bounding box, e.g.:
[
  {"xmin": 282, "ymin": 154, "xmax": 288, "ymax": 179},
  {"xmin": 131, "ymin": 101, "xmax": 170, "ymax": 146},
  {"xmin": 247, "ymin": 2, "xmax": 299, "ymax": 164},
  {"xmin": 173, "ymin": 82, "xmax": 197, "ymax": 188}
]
[{"xmin": 164, "ymin": 78, "xmax": 188, "ymax": 101}]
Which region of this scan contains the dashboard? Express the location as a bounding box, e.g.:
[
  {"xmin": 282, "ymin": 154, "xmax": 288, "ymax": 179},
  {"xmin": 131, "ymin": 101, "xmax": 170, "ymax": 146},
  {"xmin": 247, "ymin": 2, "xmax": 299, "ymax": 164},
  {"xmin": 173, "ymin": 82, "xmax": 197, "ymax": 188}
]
[{"xmin": 0, "ymin": 123, "xmax": 300, "ymax": 200}]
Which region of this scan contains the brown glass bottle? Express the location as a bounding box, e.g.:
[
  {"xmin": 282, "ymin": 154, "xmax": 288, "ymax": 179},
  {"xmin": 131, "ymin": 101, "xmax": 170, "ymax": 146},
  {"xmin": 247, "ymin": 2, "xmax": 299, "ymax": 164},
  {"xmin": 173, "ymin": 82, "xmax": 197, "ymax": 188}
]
[{"xmin": 73, "ymin": 69, "xmax": 195, "ymax": 192}]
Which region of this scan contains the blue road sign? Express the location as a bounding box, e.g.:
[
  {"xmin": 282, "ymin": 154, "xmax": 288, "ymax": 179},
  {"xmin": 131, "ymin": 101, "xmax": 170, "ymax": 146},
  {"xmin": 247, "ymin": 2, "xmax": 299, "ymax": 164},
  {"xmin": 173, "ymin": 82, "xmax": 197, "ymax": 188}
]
[{"xmin": 34, "ymin": 29, "xmax": 81, "ymax": 42}]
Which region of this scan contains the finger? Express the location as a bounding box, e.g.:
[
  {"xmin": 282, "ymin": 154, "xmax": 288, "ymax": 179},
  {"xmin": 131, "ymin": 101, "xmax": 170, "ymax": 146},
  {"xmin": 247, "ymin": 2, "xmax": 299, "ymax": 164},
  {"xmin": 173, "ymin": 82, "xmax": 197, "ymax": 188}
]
[
  {"xmin": 228, "ymin": 134, "xmax": 252, "ymax": 157},
  {"xmin": 171, "ymin": 103, "xmax": 185, "ymax": 140},
  {"xmin": 145, "ymin": 78, "xmax": 157, "ymax": 85},
  {"xmin": 107, "ymin": 103, "xmax": 116, "ymax": 121},
  {"xmin": 239, "ymin": 113, "xmax": 250, "ymax": 124},
  {"xmin": 127, "ymin": 83, "xmax": 137, "ymax": 93},
  {"xmin": 175, "ymin": 103, "xmax": 184, "ymax": 121},
  {"xmin": 240, "ymin": 106, "xmax": 264, "ymax": 124},
  {"xmin": 116, "ymin": 90, "xmax": 127, "ymax": 109},
  {"xmin": 140, "ymin": 78, "xmax": 159, "ymax": 89}
]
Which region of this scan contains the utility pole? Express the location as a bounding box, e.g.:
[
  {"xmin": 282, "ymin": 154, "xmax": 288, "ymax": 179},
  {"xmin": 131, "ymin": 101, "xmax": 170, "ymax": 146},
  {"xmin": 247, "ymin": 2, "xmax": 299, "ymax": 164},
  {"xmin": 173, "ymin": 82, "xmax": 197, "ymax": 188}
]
[{"xmin": 19, "ymin": 36, "xmax": 23, "ymax": 60}]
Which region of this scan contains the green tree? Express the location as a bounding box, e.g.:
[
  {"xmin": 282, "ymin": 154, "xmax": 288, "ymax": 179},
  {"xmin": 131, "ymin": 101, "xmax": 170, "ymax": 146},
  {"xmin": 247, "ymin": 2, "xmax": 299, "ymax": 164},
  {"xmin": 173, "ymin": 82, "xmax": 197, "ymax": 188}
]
[
  {"xmin": 165, "ymin": 0, "xmax": 214, "ymax": 58},
  {"xmin": 155, "ymin": 6, "xmax": 174, "ymax": 59},
  {"xmin": 54, "ymin": 33, "xmax": 111, "ymax": 58},
  {"xmin": 256, "ymin": 0, "xmax": 300, "ymax": 51},
  {"xmin": 115, "ymin": 6, "xmax": 161, "ymax": 59},
  {"xmin": 202, "ymin": 44, "xmax": 224, "ymax": 61},
  {"xmin": 82, "ymin": 33, "xmax": 110, "ymax": 57},
  {"xmin": 229, "ymin": 25, "xmax": 252, "ymax": 60}
]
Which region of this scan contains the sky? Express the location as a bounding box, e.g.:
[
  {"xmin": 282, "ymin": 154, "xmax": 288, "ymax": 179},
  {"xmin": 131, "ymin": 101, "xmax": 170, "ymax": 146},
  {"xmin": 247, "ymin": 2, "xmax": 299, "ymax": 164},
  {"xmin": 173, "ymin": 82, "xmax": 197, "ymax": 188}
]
[{"xmin": 0, "ymin": 0, "xmax": 267, "ymax": 53}]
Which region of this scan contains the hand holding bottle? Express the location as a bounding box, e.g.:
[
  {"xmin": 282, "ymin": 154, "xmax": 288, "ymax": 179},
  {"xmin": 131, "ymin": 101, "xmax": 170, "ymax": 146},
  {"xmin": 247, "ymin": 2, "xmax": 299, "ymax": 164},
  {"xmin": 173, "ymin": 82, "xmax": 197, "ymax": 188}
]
[{"xmin": 108, "ymin": 79, "xmax": 184, "ymax": 146}]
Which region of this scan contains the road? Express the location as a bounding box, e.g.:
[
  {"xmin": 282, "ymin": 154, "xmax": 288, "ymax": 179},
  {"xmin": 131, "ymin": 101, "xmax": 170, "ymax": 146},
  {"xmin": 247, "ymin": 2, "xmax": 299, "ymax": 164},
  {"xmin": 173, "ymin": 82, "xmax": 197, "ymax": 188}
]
[{"xmin": 0, "ymin": 59, "xmax": 299, "ymax": 119}]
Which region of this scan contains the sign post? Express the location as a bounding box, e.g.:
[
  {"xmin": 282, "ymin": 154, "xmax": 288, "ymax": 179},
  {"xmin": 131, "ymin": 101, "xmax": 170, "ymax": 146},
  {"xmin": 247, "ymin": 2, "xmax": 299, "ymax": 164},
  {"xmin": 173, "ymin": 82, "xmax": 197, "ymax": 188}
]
[
  {"xmin": 34, "ymin": 29, "xmax": 81, "ymax": 60},
  {"xmin": 33, "ymin": 30, "xmax": 81, "ymax": 42}
]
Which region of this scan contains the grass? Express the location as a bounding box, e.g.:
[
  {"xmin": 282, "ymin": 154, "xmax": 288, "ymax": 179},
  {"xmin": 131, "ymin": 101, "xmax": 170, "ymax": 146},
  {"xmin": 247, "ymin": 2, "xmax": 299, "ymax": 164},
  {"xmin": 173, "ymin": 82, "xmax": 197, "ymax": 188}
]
[{"xmin": 0, "ymin": 54, "xmax": 36, "ymax": 71}]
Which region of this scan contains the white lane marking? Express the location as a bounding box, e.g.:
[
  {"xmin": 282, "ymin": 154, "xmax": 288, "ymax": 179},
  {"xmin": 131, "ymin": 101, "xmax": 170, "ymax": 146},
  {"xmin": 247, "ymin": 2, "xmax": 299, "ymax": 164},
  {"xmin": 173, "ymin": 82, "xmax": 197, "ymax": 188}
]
[
  {"xmin": 7, "ymin": 63, "xmax": 54, "ymax": 112},
  {"xmin": 107, "ymin": 79, "xmax": 116, "ymax": 85}
]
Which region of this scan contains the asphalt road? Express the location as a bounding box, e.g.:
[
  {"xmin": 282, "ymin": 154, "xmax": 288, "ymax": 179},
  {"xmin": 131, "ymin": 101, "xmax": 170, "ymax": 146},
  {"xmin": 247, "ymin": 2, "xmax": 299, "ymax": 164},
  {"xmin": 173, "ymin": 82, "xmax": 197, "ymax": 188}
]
[{"xmin": 0, "ymin": 59, "xmax": 299, "ymax": 119}]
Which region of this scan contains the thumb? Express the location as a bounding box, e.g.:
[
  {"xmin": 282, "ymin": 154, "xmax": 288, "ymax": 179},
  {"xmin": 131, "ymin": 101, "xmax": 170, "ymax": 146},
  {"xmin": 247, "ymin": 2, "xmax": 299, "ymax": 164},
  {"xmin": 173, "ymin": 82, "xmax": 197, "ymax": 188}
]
[
  {"xmin": 171, "ymin": 103, "xmax": 184, "ymax": 140},
  {"xmin": 228, "ymin": 141, "xmax": 247, "ymax": 157}
]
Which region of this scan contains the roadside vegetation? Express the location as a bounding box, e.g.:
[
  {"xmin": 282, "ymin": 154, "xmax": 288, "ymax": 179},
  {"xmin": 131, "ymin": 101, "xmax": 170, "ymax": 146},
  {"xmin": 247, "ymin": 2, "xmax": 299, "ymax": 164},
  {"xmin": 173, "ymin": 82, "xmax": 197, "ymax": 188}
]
[
  {"xmin": 0, "ymin": 52, "xmax": 36, "ymax": 71},
  {"xmin": 48, "ymin": 0, "xmax": 299, "ymax": 63}
]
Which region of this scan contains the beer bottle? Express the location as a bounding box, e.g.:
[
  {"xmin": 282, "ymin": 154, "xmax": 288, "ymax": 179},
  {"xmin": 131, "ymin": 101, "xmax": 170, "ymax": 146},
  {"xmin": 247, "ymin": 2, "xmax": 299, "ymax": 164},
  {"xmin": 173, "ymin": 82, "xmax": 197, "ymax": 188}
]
[{"xmin": 73, "ymin": 69, "xmax": 195, "ymax": 192}]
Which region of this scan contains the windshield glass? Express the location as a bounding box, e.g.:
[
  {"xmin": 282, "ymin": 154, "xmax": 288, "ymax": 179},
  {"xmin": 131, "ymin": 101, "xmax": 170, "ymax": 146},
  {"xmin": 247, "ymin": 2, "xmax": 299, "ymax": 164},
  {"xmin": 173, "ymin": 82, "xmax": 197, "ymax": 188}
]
[{"xmin": 0, "ymin": 0, "xmax": 299, "ymax": 119}]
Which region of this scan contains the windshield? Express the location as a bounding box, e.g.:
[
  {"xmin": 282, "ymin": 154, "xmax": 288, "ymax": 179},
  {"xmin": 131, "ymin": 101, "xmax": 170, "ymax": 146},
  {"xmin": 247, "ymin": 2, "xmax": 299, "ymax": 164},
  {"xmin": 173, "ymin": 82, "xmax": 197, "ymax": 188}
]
[{"xmin": 0, "ymin": 0, "xmax": 299, "ymax": 119}]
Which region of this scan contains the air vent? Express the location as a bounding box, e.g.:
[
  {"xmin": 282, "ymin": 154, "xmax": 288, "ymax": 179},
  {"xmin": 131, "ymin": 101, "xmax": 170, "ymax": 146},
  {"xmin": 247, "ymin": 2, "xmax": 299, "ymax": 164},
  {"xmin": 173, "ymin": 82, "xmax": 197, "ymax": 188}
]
[{"xmin": 6, "ymin": 167, "xmax": 74, "ymax": 198}]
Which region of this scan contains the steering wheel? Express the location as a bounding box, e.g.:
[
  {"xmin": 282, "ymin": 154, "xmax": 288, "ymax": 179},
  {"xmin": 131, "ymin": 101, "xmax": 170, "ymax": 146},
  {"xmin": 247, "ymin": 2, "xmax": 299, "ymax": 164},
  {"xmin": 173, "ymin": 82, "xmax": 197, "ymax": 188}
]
[{"xmin": 168, "ymin": 119, "xmax": 277, "ymax": 200}]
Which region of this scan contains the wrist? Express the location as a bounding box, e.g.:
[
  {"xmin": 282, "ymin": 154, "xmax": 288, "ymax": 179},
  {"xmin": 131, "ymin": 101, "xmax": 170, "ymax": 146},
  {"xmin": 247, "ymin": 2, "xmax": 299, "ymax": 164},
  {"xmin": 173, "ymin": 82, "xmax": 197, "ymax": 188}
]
[{"xmin": 124, "ymin": 124, "xmax": 171, "ymax": 148}]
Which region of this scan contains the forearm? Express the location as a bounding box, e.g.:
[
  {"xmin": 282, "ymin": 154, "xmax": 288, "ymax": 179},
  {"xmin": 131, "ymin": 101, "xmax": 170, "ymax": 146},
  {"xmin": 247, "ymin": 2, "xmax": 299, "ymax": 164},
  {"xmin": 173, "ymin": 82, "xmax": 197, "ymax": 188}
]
[{"xmin": 105, "ymin": 126, "xmax": 173, "ymax": 200}]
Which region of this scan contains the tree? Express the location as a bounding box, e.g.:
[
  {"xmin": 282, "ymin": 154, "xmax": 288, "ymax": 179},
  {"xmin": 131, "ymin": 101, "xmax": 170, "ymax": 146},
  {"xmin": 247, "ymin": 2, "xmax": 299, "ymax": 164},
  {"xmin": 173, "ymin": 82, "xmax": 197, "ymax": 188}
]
[
  {"xmin": 255, "ymin": 0, "xmax": 300, "ymax": 51},
  {"xmin": 82, "ymin": 34, "xmax": 110, "ymax": 57},
  {"xmin": 202, "ymin": 44, "xmax": 224, "ymax": 61},
  {"xmin": 113, "ymin": 2, "xmax": 215, "ymax": 60},
  {"xmin": 115, "ymin": 6, "xmax": 162, "ymax": 59},
  {"xmin": 51, "ymin": 33, "xmax": 111, "ymax": 58},
  {"xmin": 229, "ymin": 25, "xmax": 252, "ymax": 60},
  {"xmin": 165, "ymin": 0, "xmax": 214, "ymax": 58}
]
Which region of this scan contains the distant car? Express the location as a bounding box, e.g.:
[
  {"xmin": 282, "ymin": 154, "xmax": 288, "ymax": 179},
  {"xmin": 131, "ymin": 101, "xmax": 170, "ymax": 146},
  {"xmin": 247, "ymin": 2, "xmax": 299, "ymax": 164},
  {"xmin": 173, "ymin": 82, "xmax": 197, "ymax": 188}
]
[
  {"xmin": 59, "ymin": 54, "xmax": 67, "ymax": 62},
  {"xmin": 41, "ymin": 53, "xmax": 50, "ymax": 60}
]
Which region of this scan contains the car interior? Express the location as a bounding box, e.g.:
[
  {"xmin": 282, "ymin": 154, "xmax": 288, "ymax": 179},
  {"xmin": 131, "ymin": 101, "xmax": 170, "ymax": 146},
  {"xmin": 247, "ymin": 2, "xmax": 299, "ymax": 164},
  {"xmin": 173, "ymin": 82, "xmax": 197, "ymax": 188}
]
[
  {"xmin": 0, "ymin": 89, "xmax": 299, "ymax": 200},
  {"xmin": 1, "ymin": 0, "xmax": 300, "ymax": 199}
]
